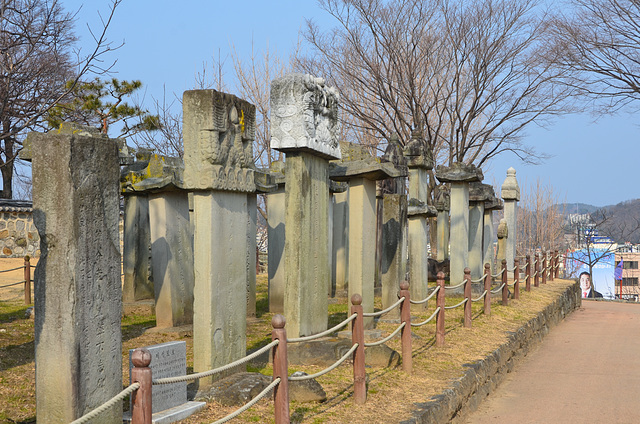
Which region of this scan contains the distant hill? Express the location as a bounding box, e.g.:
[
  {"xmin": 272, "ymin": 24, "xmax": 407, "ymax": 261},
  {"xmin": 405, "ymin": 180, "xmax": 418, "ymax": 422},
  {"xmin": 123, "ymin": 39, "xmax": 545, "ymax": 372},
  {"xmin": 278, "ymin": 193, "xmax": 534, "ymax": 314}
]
[{"xmin": 556, "ymin": 199, "xmax": 640, "ymax": 244}]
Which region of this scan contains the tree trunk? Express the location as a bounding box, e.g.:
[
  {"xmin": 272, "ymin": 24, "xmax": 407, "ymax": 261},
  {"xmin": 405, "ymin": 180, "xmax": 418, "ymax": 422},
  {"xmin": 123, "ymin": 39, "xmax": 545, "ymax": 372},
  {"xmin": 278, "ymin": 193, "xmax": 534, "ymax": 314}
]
[{"xmin": 0, "ymin": 136, "xmax": 13, "ymax": 199}]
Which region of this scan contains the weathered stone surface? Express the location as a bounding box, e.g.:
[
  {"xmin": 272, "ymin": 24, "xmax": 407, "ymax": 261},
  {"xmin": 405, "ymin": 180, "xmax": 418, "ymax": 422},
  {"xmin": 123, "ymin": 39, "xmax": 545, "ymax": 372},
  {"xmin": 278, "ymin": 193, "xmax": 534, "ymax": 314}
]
[
  {"xmin": 282, "ymin": 152, "xmax": 330, "ymax": 338},
  {"xmin": 381, "ymin": 193, "xmax": 407, "ymax": 318},
  {"xmin": 149, "ymin": 191, "xmax": 194, "ymax": 329},
  {"xmin": 287, "ymin": 338, "xmax": 353, "ymax": 366},
  {"xmin": 32, "ymin": 131, "xmax": 121, "ymax": 423},
  {"xmin": 468, "ymin": 201, "xmax": 485, "ymax": 278},
  {"xmin": 121, "ymin": 152, "xmax": 185, "ymax": 193},
  {"xmin": 407, "ymin": 198, "xmax": 437, "ymax": 217},
  {"xmin": 183, "ymin": 89, "xmax": 256, "ymax": 192},
  {"xmin": 403, "ymin": 130, "xmax": 434, "ymax": 170},
  {"xmin": 122, "ymin": 194, "xmax": 154, "ymax": 302},
  {"xmin": 435, "ymin": 162, "xmax": 483, "ymax": 183},
  {"xmin": 267, "ymin": 186, "xmax": 285, "ymax": 312},
  {"xmin": 330, "ymin": 142, "xmax": 405, "ymax": 181},
  {"xmin": 501, "ymin": 167, "xmax": 519, "ymax": 270},
  {"xmin": 469, "ymin": 182, "xmax": 495, "ymax": 203},
  {"xmin": 331, "ymin": 190, "xmax": 349, "ymax": 296},
  {"xmin": 196, "ymin": 372, "xmax": 271, "ymax": 406},
  {"xmin": 497, "ymin": 218, "xmax": 508, "ymax": 263},
  {"xmin": 271, "ymin": 73, "xmax": 341, "ymax": 159},
  {"xmin": 365, "ymin": 344, "xmax": 401, "ymax": 368},
  {"xmin": 289, "ymin": 372, "xmax": 327, "ymax": 402}
]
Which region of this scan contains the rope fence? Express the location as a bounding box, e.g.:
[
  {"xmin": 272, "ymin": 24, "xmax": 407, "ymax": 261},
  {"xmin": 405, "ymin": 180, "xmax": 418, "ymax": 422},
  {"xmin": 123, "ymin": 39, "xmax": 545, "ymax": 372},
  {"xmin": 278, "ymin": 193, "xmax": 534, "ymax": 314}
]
[
  {"xmin": 287, "ymin": 313, "xmax": 357, "ymax": 343},
  {"xmin": 362, "ymin": 297, "xmax": 404, "ymax": 318},
  {"xmin": 364, "ymin": 322, "xmax": 406, "ymax": 347},
  {"xmin": 0, "ymin": 256, "xmax": 32, "ymax": 305},
  {"xmin": 289, "ymin": 344, "xmax": 359, "ymax": 380},
  {"xmin": 410, "ymin": 285, "xmax": 439, "ymax": 305},
  {"xmin": 70, "ymin": 383, "xmax": 140, "ymax": 424}
]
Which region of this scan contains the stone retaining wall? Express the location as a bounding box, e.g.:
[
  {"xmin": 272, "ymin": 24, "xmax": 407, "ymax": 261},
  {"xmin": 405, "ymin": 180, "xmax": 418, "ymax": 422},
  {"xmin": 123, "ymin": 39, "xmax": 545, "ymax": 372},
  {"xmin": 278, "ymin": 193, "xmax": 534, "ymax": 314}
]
[
  {"xmin": 0, "ymin": 206, "xmax": 39, "ymax": 258},
  {"xmin": 403, "ymin": 281, "xmax": 581, "ymax": 423}
]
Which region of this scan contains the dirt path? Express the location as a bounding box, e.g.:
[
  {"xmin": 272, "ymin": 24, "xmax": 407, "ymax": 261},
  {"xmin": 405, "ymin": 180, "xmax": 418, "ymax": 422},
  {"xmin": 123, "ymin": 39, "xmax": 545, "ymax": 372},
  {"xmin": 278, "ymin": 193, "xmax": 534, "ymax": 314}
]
[
  {"xmin": 0, "ymin": 257, "xmax": 38, "ymax": 302},
  {"xmin": 464, "ymin": 300, "xmax": 640, "ymax": 424}
]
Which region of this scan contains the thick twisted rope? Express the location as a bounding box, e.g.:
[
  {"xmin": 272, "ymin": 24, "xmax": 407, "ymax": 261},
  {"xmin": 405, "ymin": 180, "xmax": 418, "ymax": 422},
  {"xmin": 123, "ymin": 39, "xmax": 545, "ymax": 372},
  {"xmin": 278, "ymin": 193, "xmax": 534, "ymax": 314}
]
[
  {"xmin": 0, "ymin": 280, "xmax": 26, "ymax": 289},
  {"xmin": 444, "ymin": 298, "xmax": 468, "ymax": 310},
  {"xmin": 445, "ymin": 279, "xmax": 468, "ymax": 290},
  {"xmin": 470, "ymin": 274, "xmax": 488, "ymax": 283},
  {"xmin": 491, "ymin": 268, "xmax": 505, "ymax": 278},
  {"xmin": 288, "ymin": 343, "xmax": 359, "ymax": 380},
  {"xmin": 472, "ymin": 290, "xmax": 488, "ymax": 302},
  {"xmin": 153, "ymin": 340, "xmax": 279, "ymax": 385},
  {"xmin": 287, "ymin": 313, "xmax": 357, "ymax": 343},
  {"xmin": 411, "ymin": 285, "xmax": 440, "ymax": 304},
  {"xmin": 411, "ymin": 307, "xmax": 440, "ymax": 327},
  {"xmin": 70, "ymin": 383, "xmax": 140, "ymax": 424},
  {"xmin": 364, "ymin": 322, "xmax": 406, "ymax": 347},
  {"xmin": 0, "ymin": 265, "xmax": 25, "ymax": 273},
  {"xmin": 491, "ymin": 283, "xmax": 506, "ymax": 294},
  {"xmin": 363, "ymin": 297, "xmax": 404, "ymax": 317},
  {"xmin": 211, "ymin": 378, "xmax": 281, "ymax": 424}
]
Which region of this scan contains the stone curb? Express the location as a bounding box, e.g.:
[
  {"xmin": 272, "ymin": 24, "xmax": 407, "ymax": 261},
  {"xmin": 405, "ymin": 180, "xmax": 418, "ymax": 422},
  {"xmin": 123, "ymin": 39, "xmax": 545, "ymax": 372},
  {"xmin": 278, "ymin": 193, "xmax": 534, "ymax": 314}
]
[{"xmin": 401, "ymin": 281, "xmax": 581, "ymax": 424}]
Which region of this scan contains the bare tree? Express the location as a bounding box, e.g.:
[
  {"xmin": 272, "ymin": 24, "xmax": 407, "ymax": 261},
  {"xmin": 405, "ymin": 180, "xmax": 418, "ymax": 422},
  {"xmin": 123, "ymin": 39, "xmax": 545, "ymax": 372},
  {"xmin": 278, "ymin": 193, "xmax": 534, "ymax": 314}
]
[
  {"xmin": 516, "ymin": 178, "xmax": 567, "ymax": 256},
  {"xmin": 298, "ymin": 0, "xmax": 574, "ymax": 202},
  {"xmin": 550, "ymin": 0, "xmax": 640, "ymax": 110},
  {"xmin": 0, "ymin": 0, "xmax": 121, "ymax": 198}
]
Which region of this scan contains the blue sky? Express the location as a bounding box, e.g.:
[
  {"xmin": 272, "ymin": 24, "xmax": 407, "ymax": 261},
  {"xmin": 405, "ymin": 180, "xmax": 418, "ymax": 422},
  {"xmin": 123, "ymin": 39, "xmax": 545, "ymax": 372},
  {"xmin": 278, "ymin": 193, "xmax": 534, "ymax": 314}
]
[{"xmin": 63, "ymin": 0, "xmax": 638, "ymax": 207}]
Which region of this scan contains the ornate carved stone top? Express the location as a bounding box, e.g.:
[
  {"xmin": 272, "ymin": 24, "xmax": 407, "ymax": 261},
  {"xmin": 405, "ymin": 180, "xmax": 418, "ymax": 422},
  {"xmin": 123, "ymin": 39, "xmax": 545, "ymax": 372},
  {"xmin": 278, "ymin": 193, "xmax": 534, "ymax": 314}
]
[
  {"xmin": 271, "ymin": 73, "xmax": 341, "ymax": 159},
  {"xmin": 434, "ymin": 183, "xmax": 450, "ymax": 212},
  {"xmin": 183, "ymin": 89, "xmax": 256, "ymax": 192},
  {"xmin": 501, "ymin": 167, "xmax": 520, "ymax": 201},
  {"xmin": 497, "ymin": 218, "xmax": 508, "ymax": 239},
  {"xmin": 435, "ymin": 162, "xmax": 483, "ymax": 183},
  {"xmin": 121, "ymin": 153, "xmax": 184, "ymax": 193},
  {"xmin": 403, "ymin": 130, "xmax": 433, "ymax": 170}
]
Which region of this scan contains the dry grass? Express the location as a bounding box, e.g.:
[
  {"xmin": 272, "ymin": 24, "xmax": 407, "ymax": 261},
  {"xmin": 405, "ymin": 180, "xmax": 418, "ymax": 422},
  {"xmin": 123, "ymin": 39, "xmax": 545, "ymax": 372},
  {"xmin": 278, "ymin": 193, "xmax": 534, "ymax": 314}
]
[{"xmin": 0, "ymin": 264, "xmax": 575, "ymax": 423}]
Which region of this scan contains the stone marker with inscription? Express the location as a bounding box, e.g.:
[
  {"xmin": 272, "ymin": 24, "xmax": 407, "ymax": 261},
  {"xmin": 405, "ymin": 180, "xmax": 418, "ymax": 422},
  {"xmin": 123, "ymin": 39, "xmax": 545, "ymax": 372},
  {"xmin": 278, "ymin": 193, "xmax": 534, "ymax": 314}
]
[{"xmin": 124, "ymin": 341, "xmax": 205, "ymax": 424}]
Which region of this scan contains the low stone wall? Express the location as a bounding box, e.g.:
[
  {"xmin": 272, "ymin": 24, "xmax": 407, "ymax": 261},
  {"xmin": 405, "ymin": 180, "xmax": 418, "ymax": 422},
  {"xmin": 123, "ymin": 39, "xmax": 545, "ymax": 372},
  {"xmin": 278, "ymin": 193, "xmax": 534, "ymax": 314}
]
[
  {"xmin": 0, "ymin": 202, "xmax": 39, "ymax": 258},
  {"xmin": 403, "ymin": 281, "xmax": 581, "ymax": 424}
]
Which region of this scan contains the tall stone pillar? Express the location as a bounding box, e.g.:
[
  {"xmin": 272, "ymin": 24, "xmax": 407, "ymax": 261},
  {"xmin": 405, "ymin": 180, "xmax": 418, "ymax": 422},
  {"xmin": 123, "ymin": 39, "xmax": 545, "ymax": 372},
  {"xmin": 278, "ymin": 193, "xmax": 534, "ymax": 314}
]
[
  {"xmin": 497, "ymin": 218, "xmax": 508, "ymax": 263},
  {"xmin": 122, "ymin": 193, "xmax": 153, "ymax": 302},
  {"xmin": 501, "ymin": 167, "xmax": 520, "ymax": 270},
  {"xmin": 331, "ymin": 189, "xmax": 349, "ymax": 296},
  {"xmin": 183, "ymin": 89, "xmax": 256, "ymax": 383},
  {"xmin": 468, "ymin": 183, "xmax": 495, "ymax": 279},
  {"xmin": 30, "ymin": 127, "xmax": 122, "ymax": 423},
  {"xmin": 484, "ymin": 196, "xmax": 503, "ymax": 275},
  {"xmin": 435, "ymin": 163, "xmax": 483, "ymax": 287},
  {"xmin": 271, "ymin": 73, "xmax": 340, "ymax": 337},
  {"xmin": 267, "ymin": 162, "xmax": 286, "ymax": 312},
  {"xmin": 330, "ymin": 141, "xmax": 401, "ymax": 327},
  {"xmin": 403, "ymin": 131, "xmax": 436, "ymax": 306},
  {"xmin": 434, "ymin": 184, "xmax": 450, "ymax": 262},
  {"xmin": 379, "ymin": 135, "xmax": 408, "ymax": 318}
]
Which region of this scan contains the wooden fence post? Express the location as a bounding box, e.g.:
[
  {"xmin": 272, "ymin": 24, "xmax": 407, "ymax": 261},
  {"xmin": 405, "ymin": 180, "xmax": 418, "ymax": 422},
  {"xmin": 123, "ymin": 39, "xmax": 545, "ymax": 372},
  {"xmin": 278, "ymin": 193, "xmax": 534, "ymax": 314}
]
[
  {"xmin": 534, "ymin": 253, "xmax": 540, "ymax": 288},
  {"xmin": 131, "ymin": 348, "xmax": 152, "ymax": 424},
  {"xmin": 542, "ymin": 251, "xmax": 547, "ymax": 285},
  {"xmin": 501, "ymin": 259, "xmax": 509, "ymax": 306},
  {"xmin": 525, "ymin": 254, "xmax": 531, "ymax": 292},
  {"xmin": 23, "ymin": 255, "xmax": 31, "ymax": 305},
  {"xmin": 271, "ymin": 315, "xmax": 290, "ymax": 424},
  {"xmin": 483, "ymin": 263, "xmax": 491, "ymax": 316},
  {"xmin": 398, "ymin": 281, "xmax": 412, "ymax": 373},
  {"xmin": 436, "ymin": 272, "xmax": 446, "ymax": 347},
  {"xmin": 463, "ymin": 267, "xmax": 472, "ymax": 328},
  {"xmin": 351, "ymin": 294, "xmax": 366, "ymax": 404},
  {"xmin": 513, "ymin": 258, "xmax": 520, "ymax": 300}
]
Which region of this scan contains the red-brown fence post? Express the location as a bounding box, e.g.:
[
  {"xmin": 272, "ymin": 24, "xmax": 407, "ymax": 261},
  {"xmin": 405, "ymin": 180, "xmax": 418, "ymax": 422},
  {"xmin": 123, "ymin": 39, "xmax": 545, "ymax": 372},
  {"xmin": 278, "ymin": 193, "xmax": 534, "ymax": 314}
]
[
  {"xmin": 513, "ymin": 258, "xmax": 520, "ymax": 300},
  {"xmin": 525, "ymin": 254, "xmax": 531, "ymax": 292},
  {"xmin": 398, "ymin": 281, "xmax": 412, "ymax": 373},
  {"xmin": 436, "ymin": 272, "xmax": 446, "ymax": 347},
  {"xmin": 131, "ymin": 348, "xmax": 152, "ymax": 424},
  {"xmin": 534, "ymin": 253, "xmax": 540, "ymax": 288},
  {"xmin": 271, "ymin": 314, "xmax": 289, "ymax": 424},
  {"xmin": 542, "ymin": 251, "xmax": 547, "ymax": 285},
  {"xmin": 463, "ymin": 267, "xmax": 472, "ymax": 328},
  {"xmin": 351, "ymin": 294, "xmax": 366, "ymax": 404},
  {"xmin": 23, "ymin": 255, "xmax": 31, "ymax": 305},
  {"xmin": 483, "ymin": 263, "xmax": 491, "ymax": 316},
  {"xmin": 501, "ymin": 259, "xmax": 509, "ymax": 306},
  {"xmin": 554, "ymin": 250, "xmax": 560, "ymax": 279}
]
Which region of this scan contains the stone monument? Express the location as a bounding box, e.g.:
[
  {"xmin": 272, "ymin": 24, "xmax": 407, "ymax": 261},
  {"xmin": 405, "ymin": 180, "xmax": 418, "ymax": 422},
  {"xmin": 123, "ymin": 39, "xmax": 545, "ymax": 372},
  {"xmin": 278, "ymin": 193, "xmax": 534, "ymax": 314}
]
[
  {"xmin": 501, "ymin": 167, "xmax": 520, "ymax": 270},
  {"xmin": 271, "ymin": 73, "xmax": 340, "ymax": 337},
  {"xmin": 468, "ymin": 183, "xmax": 495, "ymax": 278},
  {"xmin": 404, "ymin": 131, "xmax": 436, "ymax": 305},
  {"xmin": 434, "ymin": 184, "xmax": 450, "ymax": 262},
  {"xmin": 30, "ymin": 125, "xmax": 122, "ymax": 423},
  {"xmin": 484, "ymin": 195, "xmax": 503, "ymax": 275},
  {"xmin": 183, "ymin": 89, "xmax": 256, "ymax": 383},
  {"xmin": 435, "ymin": 163, "xmax": 483, "ymax": 287}
]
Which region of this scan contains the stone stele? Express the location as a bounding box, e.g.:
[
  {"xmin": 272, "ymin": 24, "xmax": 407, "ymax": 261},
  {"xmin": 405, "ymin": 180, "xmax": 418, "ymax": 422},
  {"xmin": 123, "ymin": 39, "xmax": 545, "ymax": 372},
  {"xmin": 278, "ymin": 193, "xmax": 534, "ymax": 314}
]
[{"xmin": 31, "ymin": 129, "xmax": 122, "ymax": 423}]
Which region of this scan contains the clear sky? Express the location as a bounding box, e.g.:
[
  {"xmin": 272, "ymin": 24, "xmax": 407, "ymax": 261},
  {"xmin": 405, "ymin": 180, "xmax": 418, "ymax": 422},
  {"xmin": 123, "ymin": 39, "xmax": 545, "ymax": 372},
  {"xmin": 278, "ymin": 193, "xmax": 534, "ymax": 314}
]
[{"xmin": 63, "ymin": 0, "xmax": 638, "ymax": 207}]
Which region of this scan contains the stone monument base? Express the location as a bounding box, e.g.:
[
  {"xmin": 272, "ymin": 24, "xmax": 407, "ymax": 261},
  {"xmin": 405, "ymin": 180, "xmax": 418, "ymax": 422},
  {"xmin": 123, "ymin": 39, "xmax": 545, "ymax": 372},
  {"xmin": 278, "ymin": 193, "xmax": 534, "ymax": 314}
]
[{"xmin": 122, "ymin": 401, "xmax": 206, "ymax": 424}]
